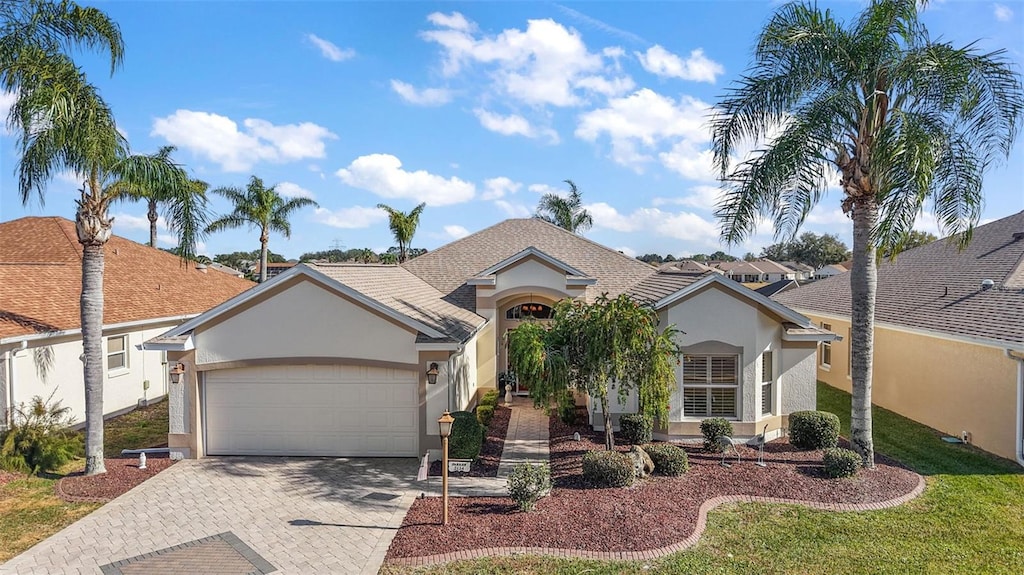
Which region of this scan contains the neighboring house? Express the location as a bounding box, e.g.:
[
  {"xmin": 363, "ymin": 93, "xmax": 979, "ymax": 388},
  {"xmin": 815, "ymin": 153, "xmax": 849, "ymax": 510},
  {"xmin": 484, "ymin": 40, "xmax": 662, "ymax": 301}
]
[
  {"xmin": 814, "ymin": 263, "xmax": 849, "ymax": 280},
  {"xmin": 718, "ymin": 259, "xmax": 797, "ymax": 284},
  {"xmin": 658, "ymin": 259, "xmax": 723, "ymax": 275},
  {"xmin": 145, "ymin": 219, "xmax": 835, "ymax": 460},
  {"xmin": 774, "ymin": 211, "xmax": 1024, "ymax": 466},
  {"xmin": 207, "ymin": 262, "xmax": 244, "ymax": 278},
  {"xmin": 0, "ymin": 217, "xmax": 254, "ymax": 430},
  {"xmin": 780, "ymin": 261, "xmax": 815, "ymax": 281},
  {"xmin": 253, "ymin": 262, "xmax": 296, "ymax": 280}
]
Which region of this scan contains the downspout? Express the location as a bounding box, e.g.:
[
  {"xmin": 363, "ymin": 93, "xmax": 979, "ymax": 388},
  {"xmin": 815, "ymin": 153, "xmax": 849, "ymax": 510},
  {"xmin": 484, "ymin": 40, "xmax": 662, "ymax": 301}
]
[
  {"xmin": 5, "ymin": 341, "xmax": 27, "ymax": 427},
  {"xmin": 1009, "ymin": 349, "xmax": 1024, "ymax": 468}
]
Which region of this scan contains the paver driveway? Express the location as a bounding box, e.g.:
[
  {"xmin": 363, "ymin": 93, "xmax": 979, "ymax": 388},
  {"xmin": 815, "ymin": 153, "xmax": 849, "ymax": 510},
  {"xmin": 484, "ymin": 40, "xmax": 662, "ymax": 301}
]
[{"xmin": 0, "ymin": 457, "xmax": 421, "ymax": 575}]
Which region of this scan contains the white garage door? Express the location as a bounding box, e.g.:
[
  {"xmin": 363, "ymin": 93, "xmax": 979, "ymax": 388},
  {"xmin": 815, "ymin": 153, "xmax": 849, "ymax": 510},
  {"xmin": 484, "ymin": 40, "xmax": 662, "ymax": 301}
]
[{"xmin": 204, "ymin": 365, "xmax": 418, "ymax": 457}]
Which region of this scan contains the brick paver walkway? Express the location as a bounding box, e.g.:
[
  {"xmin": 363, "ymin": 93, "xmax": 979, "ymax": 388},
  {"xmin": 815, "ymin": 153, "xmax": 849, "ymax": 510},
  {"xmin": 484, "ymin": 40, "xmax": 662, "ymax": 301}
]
[
  {"xmin": 1, "ymin": 458, "xmax": 420, "ymax": 575},
  {"xmin": 419, "ymin": 402, "xmax": 550, "ymax": 498}
]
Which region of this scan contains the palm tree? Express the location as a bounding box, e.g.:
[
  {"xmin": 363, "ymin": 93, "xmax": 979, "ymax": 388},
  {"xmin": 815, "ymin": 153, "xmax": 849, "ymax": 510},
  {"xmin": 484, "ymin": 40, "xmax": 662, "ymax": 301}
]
[
  {"xmin": 535, "ymin": 179, "xmax": 593, "ymax": 233},
  {"xmin": 377, "ymin": 202, "xmax": 425, "ymax": 263},
  {"xmin": 711, "ymin": 0, "xmax": 1023, "ymax": 467},
  {"xmin": 207, "ymin": 176, "xmax": 319, "ymax": 282},
  {"xmin": 111, "ymin": 146, "xmax": 209, "ymax": 249},
  {"xmin": 5, "ymin": 1, "xmax": 208, "ymax": 477}
]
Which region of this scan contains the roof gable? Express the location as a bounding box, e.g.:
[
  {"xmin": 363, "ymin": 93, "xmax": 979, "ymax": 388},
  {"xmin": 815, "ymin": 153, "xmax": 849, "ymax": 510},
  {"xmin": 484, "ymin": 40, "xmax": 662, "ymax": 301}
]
[{"xmin": 471, "ymin": 246, "xmax": 592, "ymax": 280}]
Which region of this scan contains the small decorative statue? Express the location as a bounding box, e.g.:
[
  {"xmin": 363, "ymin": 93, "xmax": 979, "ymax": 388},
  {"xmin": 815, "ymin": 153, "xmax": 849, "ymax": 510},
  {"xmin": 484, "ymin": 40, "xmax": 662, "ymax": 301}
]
[{"xmin": 138, "ymin": 452, "xmax": 147, "ymax": 470}]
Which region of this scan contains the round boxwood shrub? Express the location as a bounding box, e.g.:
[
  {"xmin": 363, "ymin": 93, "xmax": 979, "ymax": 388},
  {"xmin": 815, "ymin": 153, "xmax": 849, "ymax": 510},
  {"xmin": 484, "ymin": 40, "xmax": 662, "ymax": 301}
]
[
  {"xmin": 643, "ymin": 443, "xmax": 689, "ymax": 476},
  {"xmin": 480, "ymin": 389, "xmax": 500, "ymax": 408},
  {"xmin": 476, "ymin": 405, "xmax": 495, "ymax": 427},
  {"xmin": 449, "ymin": 411, "xmax": 483, "ymax": 460},
  {"xmin": 506, "ymin": 462, "xmax": 551, "ymax": 511},
  {"xmin": 823, "ymin": 447, "xmax": 862, "ymax": 478},
  {"xmin": 619, "ymin": 413, "xmax": 653, "ymax": 445},
  {"xmin": 700, "ymin": 418, "xmax": 734, "ymax": 452},
  {"xmin": 582, "ymin": 450, "xmax": 634, "ymax": 487},
  {"xmin": 789, "ymin": 410, "xmax": 840, "ymax": 450}
]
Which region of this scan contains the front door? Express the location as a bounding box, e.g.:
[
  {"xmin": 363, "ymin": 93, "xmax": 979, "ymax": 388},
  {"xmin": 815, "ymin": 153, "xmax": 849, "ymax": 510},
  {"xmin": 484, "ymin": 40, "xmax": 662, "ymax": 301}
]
[{"xmin": 500, "ymin": 302, "xmax": 555, "ymax": 396}]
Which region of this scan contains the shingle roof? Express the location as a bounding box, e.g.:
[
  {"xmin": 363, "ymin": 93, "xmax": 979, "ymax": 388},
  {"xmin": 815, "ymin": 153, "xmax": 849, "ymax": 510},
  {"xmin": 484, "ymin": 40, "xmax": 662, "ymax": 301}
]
[
  {"xmin": 627, "ymin": 271, "xmax": 706, "ymax": 305},
  {"xmin": 311, "ymin": 263, "xmax": 486, "ymax": 343},
  {"xmin": 0, "ymin": 217, "xmax": 254, "ymax": 339},
  {"xmin": 756, "ymin": 279, "xmax": 799, "ymax": 297},
  {"xmin": 402, "ymin": 218, "xmax": 656, "ymax": 310},
  {"xmin": 774, "ymin": 211, "xmax": 1024, "ymax": 348},
  {"xmin": 658, "ymin": 259, "xmax": 715, "ymax": 274}
]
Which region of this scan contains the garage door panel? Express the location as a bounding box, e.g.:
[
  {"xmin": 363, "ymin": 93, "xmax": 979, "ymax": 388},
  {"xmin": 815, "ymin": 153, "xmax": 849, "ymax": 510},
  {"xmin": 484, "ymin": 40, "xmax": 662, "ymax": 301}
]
[{"xmin": 205, "ymin": 365, "xmax": 418, "ymax": 457}]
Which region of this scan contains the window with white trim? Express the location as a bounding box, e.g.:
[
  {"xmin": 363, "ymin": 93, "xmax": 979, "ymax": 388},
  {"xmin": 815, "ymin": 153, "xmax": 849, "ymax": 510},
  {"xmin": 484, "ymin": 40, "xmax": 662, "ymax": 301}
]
[
  {"xmin": 682, "ymin": 354, "xmax": 738, "ymax": 418},
  {"xmin": 820, "ymin": 323, "xmax": 832, "ymax": 367},
  {"xmin": 761, "ymin": 351, "xmax": 773, "ymax": 415},
  {"xmin": 107, "ymin": 335, "xmax": 128, "ymax": 371}
]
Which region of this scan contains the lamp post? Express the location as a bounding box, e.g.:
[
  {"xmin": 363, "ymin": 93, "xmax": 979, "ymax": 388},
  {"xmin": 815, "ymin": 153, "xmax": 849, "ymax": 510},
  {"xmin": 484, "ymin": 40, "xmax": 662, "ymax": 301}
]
[{"xmin": 437, "ymin": 410, "xmax": 455, "ymax": 525}]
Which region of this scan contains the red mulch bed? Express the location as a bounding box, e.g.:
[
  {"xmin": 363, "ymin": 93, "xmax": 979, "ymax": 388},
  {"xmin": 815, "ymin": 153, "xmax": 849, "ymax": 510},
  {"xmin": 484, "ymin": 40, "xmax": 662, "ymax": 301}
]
[
  {"xmin": 429, "ymin": 405, "xmax": 511, "ymax": 478},
  {"xmin": 56, "ymin": 456, "xmax": 176, "ymax": 503},
  {"xmin": 386, "ymin": 412, "xmax": 921, "ymax": 559},
  {"xmin": 0, "ymin": 470, "xmax": 22, "ymax": 487}
]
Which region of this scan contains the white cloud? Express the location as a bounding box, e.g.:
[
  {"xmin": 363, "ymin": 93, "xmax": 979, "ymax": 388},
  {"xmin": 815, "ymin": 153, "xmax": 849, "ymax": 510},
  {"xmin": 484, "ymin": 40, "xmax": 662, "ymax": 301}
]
[
  {"xmin": 528, "ymin": 183, "xmax": 565, "ymax": 196},
  {"xmin": 575, "ymin": 88, "xmax": 712, "ymax": 168},
  {"xmin": 614, "ymin": 245, "xmax": 637, "ymax": 258},
  {"xmin": 658, "ymin": 141, "xmax": 717, "ymax": 182},
  {"xmin": 637, "ymin": 45, "xmax": 724, "ymax": 83},
  {"xmin": 390, "ymin": 80, "xmax": 453, "ymax": 106},
  {"xmin": 312, "ymin": 206, "xmax": 387, "ymax": 229},
  {"xmin": 112, "ymin": 212, "xmax": 167, "ymax": 231},
  {"xmin": 0, "ymin": 91, "xmax": 15, "ymax": 135},
  {"xmin": 276, "ymin": 181, "xmax": 316, "ymax": 200},
  {"xmin": 473, "ymin": 109, "xmax": 559, "ymax": 142},
  {"xmin": 422, "ymin": 14, "xmax": 608, "ymax": 107},
  {"xmin": 427, "ymin": 11, "xmax": 476, "ymax": 32},
  {"xmin": 444, "ymin": 224, "xmax": 470, "ymax": 239},
  {"xmin": 307, "ymin": 33, "xmax": 355, "ymax": 61},
  {"xmin": 336, "ymin": 153, "xmax": 475, "ymax": 206},
  {"xmin": 806, "ymin": 206, "xmax": 850, "ymax": 226},
  {"xmin": 586, "ymin": 202, "xmax": 721, "ymax": 242},
  {"xmin": 574, "ymin": 75, "xmax": 635, "ymax": 97},
  {"xmin": 482, "ymin": 177, "xmax": 521, "ymax": 200},
  {"xmin": 994, "ymin": 3, "xmax": 1014, "ymax": 21},
  {"xmin": 554, "ymin": 4, "xmax": 648, "ymax": 46},
  {"xmin": 55, "ymin": 170, "xmax": 88, "ymax": 188},
  {"xmin": 151, "ymin": 110, "xmax": 337, "ymax": 172},
  {"xmin": 494, "ymin": 199, "xmax": 532, "ymax": 218},
  {"xmin": 679, "ymin": 185, "xmax": 725, "ymax": 211}
]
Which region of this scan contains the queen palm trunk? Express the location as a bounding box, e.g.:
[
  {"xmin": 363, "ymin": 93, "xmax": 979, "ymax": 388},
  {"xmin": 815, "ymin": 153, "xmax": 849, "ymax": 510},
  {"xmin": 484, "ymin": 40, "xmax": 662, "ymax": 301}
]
[
  {"xmin": 147, "ymin": 198, "xmax": 158, "ymax": 247},
  {"xmin": 849, "ymin": 198, "xmax": 878, "ymax": 468},
  {"xmin": 76, "ymin": 188, "xmax": 112, "ymax": 476},
  {"xmin": 259, "ymin": 231, "xmax": 269, "ymax": 283}
]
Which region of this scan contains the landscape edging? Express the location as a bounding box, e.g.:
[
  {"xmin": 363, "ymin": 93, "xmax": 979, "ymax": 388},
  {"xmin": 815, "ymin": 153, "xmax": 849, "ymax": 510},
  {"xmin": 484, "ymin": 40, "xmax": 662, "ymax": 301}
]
[{"xmin": 385, "ymin": 472, "xmax": 926, "ymax": 567}]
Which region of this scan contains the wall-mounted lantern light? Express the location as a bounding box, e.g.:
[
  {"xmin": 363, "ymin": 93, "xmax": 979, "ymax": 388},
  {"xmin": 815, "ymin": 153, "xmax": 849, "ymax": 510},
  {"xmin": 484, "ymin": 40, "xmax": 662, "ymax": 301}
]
[
  {"xmin": 426, "ymin": 362, "xmax": 439, "ymax": 385},
  {"xmin": 169, "ymin": 362, "xmax": 185, "ymax": 384}
]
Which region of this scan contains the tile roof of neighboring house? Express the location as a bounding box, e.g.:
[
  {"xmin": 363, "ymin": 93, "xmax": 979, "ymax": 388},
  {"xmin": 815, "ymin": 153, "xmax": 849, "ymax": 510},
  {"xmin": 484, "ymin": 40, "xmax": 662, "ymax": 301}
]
[
  {"xmin": 627, "ymin": 271, "xmax": 707, "ymax": 305},
  {"xmin": 311, "ymin": 263, "xmax": 486, "ymax": 343},
  {"xmin": 774, "ymin": 211, "xmax": 1024, "ymax": 348},
  {"xmin": 780, "ymin": 261, "xmax": 815, "ymax": 273},
  {"xmin": 722, "ymin": 260, "xmax": 794, "ymax": 276},
  {"xmin": 658, "ymin": 259, "xmax": 716, "ymax": 274},
  {"xmin": 402, "ymin": 218, "xmax": 655, "ymax": 310},
  {"xmin": 207, "ymin": 262, "xmax": 244, "ymax": 277},
  {"xmin": 0, "ymin": 217, "xmax": 254, "ymax": 340}
]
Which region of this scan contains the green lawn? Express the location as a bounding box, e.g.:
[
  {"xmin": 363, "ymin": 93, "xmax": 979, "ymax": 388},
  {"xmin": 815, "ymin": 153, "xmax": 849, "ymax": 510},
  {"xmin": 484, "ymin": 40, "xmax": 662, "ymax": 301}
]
[
  {"xmin": 382, "ymin": 383, "xmax": 1024, "ymax": 575},
  {"xmin": 0, "ymin": 400, "xmax": 169, "ymax": 563}
]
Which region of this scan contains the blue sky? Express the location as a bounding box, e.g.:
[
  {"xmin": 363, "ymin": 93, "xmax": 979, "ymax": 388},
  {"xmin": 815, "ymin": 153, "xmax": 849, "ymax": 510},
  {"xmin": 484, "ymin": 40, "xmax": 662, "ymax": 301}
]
[{"xmin": 2, "ymin": 1, "xmax": 1022, "ymax": 260}]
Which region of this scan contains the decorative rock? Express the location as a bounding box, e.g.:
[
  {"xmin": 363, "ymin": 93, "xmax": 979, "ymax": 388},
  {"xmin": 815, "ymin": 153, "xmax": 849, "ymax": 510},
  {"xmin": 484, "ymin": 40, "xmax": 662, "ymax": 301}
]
[{"xmin": 628, "ymin": 445, "xmax": 655, "ymax": 477}]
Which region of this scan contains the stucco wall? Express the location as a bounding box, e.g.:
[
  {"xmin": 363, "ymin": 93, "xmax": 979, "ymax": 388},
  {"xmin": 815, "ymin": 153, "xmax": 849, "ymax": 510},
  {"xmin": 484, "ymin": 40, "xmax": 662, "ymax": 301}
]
[
  {"xmin": 803, "ymin": 312, "xmax": 1019, "ymax": 462},
  {"xmin": 3, "ymin": 326, "xmax": 171, "ymax": 427},
  {"xmin": 781, "ymin": 343, "xmax": 817, "ymax": 413},
  {"xmin": 194, "ymin": 279, "xmax": 418, "ymax": 366},
  {"xmin": 494, "ymin": 257, "xmax": 569, "ymax": 294},
  {"xmin": 475, "ymin": 321, "xmax": 497, "ymax": 391}
]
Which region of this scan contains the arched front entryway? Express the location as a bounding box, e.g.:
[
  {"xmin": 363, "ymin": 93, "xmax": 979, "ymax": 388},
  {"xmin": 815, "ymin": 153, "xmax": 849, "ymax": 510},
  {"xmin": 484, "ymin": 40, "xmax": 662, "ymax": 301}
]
[{"xmin": 498, "ymin": 294, "xmax": 557, "ymax": 395}]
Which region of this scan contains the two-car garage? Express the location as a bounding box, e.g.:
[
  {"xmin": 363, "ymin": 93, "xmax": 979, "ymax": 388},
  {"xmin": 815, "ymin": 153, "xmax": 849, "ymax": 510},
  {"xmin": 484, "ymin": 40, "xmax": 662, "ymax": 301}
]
[{"xmin": 203, "ymin": 365, "xmax": 419, "ymax": 457}]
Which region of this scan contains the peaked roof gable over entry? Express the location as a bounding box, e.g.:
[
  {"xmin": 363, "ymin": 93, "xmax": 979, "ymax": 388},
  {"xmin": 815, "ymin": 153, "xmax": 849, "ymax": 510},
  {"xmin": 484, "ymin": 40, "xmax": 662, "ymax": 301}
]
[
  {"xmin": 0, "ymin": 217, "xmax": 254, "ymax": 340},
  {"xmin": 774, "ymin": 210, "xmax": 1024, "ymax": 349}
]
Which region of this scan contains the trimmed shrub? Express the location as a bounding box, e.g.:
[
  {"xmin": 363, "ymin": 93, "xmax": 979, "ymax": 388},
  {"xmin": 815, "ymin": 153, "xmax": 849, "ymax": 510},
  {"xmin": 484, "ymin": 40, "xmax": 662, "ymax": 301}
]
[
  {"xmin": 0, "ymin": 395, "xmax": 81, "ymax": 475},
  {"xmin": 643, "ymin": 443, "xmax": 689, "ymax": 476},
  {"xmin": 480, "ymin": 389, "xmax": 500, "ymax": 408},
  {"xmin": 556, "ymin": 390, "xmax": 578, "ymax": 425},
  {"xmin": 789, "ymin": 410, "xmax": 840, "ymax": 450},
  {"xmin": 506, "ymin": 463, "xmax": 551, "ymax": 511},
  {"xmin": 700, "ymin": 418, "xmax": 734, "ymax": 452},
  {"xmin": 582, "ymin": 450, "xmax": 634, "ymax": 488},
  {"xmin": 449, "ymin": 411, "xmax": 483, "ymax": 460},
  {"xmin": 476, "ymin": 405, "xmax": 495, "ymax": 427},
  {"xmin": 619, "ymin": 413, "xmax": 653, "ymax": 445},
  {"xmin": 823, "ymin": 447, "xmax": 862, "ymax": 478}
]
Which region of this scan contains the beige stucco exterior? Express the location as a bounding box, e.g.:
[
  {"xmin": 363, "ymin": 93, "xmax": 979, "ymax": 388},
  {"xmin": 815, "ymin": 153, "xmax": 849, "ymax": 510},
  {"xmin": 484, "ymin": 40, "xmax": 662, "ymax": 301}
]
[{"xmin": 802, "ymin": 311, "xmax": 1021, "ymax": 462}]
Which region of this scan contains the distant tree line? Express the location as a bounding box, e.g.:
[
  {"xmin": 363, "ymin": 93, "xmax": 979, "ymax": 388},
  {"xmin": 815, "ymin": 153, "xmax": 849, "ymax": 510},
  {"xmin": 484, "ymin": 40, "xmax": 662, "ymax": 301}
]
[
  {"xmin": 760, "ymin": 232, "xmax": 851, "ymax": 269},
  {"xmin": 636, "ymin": 251, "xmax": 739, "ymax": 265}
]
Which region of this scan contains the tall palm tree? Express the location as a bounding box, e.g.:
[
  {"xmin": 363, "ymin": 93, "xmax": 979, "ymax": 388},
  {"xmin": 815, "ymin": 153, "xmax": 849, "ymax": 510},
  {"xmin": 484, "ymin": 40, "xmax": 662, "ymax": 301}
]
[
  {"xmin": 711, "ymin": 0, "xmax": 1023, "ymax": 466},
  {"xmin": 377, "ymin": 202, "xmax": 425, "ymax": 263},
  {"xmin": 5, "ymin": 1, "xmax": 207, "ymax": 477},
  {"xmin": 111, "ymin": 146, "xmax": 209, "ymax": 249},
  {"xmin": 535, "ymin": 179, "xmax": 593, "ymax": 234},
  {"xmin": 207, "ymin": 176, "xmax": 319, "ymax": 282}
]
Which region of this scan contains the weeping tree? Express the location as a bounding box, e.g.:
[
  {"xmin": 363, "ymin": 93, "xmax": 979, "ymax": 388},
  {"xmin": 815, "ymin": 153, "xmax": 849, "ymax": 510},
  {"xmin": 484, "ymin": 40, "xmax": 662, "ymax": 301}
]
[
  {"xmin": 711, "ymin": 0, "xmax": 1023, "ymax": 467},
  {"xmin": 507, "ymin": 294, "xmax": 681, "ymax": 450}
]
